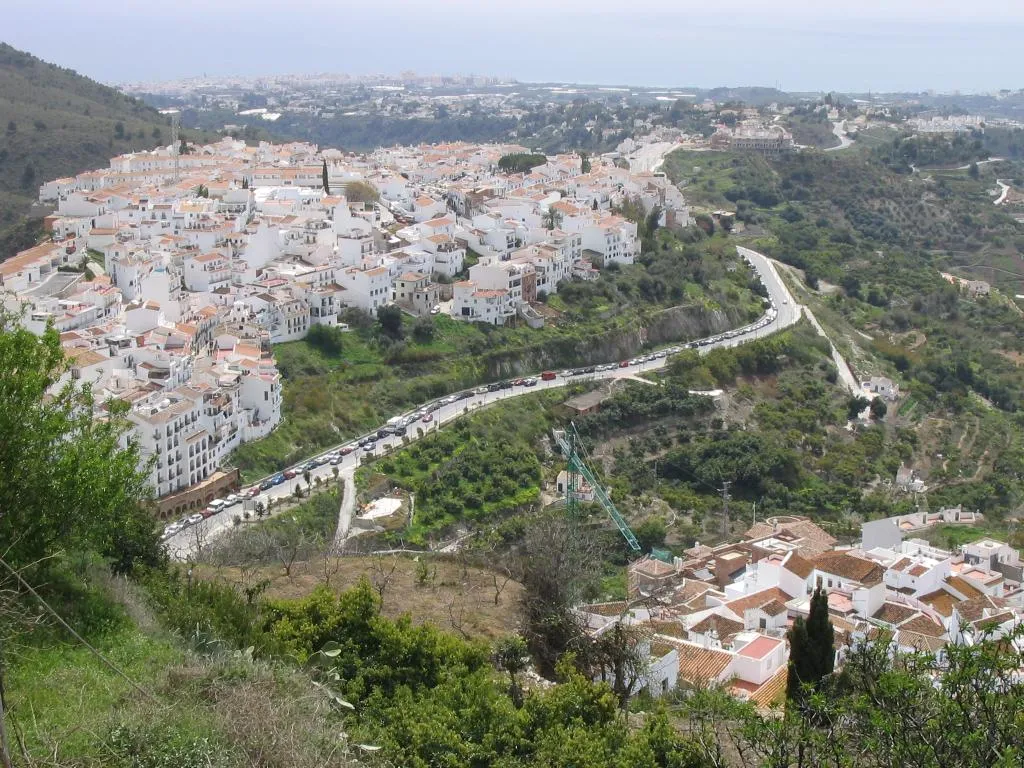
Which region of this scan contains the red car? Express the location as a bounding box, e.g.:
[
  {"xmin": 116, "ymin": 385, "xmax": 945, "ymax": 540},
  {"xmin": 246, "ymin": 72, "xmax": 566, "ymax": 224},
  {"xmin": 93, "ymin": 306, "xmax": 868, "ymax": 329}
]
[
  {"xmin": 340, "ymin": 446, "xmax": 354, "ymax": 456},
  {"xmin": 619, "ymin": 361, "xmax": 630, "ymax": 368},
  {"xmin": 541, "ymin": 371, "xmax": 556, "ymax": 381},
  {"xmin": 283, "ymin": 469, "xmax": 297, "ymax": 480},
  {"xmin": 421, "ymin": 412, "xmax": 434, "ymax": 423}
]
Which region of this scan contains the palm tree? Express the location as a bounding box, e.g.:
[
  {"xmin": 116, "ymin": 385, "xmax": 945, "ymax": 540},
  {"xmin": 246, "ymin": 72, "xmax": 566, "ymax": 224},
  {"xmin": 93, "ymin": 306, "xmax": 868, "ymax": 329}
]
[{"xmin": 542, "ymin": 207, "xmax": 563, "ymax": 231}]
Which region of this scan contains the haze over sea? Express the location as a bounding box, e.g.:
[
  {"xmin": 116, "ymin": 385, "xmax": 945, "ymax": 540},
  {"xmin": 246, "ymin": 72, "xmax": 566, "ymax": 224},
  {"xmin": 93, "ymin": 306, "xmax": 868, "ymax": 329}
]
[{"xmin": 4, "ymin": 1, "xmax": 1020, "ymax": 93}]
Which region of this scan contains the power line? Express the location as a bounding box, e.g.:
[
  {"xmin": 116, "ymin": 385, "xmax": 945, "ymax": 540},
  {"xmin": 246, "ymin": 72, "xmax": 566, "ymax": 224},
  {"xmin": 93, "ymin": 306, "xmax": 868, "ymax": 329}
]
[{"xmin": 0, "ymin": 557, "xmax": 160, "ymax": 706}]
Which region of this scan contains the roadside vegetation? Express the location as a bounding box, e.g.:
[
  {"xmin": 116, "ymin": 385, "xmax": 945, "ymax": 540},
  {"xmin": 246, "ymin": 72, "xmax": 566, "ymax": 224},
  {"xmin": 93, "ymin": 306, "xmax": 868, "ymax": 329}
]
[{"xmin": 230, "ymin": 228, "xmax": 764, "ymax": 480}]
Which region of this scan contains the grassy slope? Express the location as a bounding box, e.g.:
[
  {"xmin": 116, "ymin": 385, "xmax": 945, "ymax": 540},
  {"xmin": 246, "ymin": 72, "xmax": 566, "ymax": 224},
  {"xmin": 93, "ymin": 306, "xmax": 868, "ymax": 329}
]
[
  {"xmin": 5, "ymin": 572, "xmax": 363, "ymax": 768},
  {"xmin": 0, "ymin": 43, "xmax": 211, "ymax": 257}
]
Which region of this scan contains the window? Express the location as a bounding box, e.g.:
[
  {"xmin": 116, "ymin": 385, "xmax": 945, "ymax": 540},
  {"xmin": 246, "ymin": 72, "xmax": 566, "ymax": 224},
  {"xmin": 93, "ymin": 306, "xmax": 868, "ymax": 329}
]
[{"xmin": 759, "ymin": 618, "xmax": 767, "ymax": 630}]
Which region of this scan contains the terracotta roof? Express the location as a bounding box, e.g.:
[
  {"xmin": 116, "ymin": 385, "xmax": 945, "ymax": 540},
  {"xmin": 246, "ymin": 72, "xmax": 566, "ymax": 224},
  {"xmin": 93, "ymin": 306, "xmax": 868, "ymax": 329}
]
[
  {"xmin": 897, "ymin": 630, "xmax": 946, "ymax": 653},
  {"xmin": 758, "ymin": 600, "xmax": 788, "ymax": 617},
  {"xmin": 900, "ymin": 614, "xmax": 945, "ymax": 638},
  {"xmin": 747, "ymin": 665, "xmax": 788, "ymax": 709},
  {"xmin": 811, "ymin": 552, "xmax": 885, "ymax": 586},
  {"xmin": 745, "ymin": 519, "xmax": 837, "ymax": 554},
  {"xmin": 784, "ymin": 553, "xmax": 814, "ymax": 578},
  {"xmin": 957, "ymin": 594, "xmax": 1011, "ymax": 623},
  {"xmin": 918, "ymin": 589, "xmax": 959, "ymax": 618},
  {"xmin": 737, "ymin": 635, "xmax": 783, "ymax": 660},
  {"xmin": 670, "ymin": 641, "xmax": 733, "ymax": 685},
  {"xmin": 873, "ymin": 602, "xmax": 916, "ymax": 626},
  {"xmin": 648, "ymin": 620, "xmax": 687, "ymax": 640},
  {"xmin": 690, "ymin": 613, "xmax": 743, "ymax": 641},
  {"xmin": 724, "ymin": 587, "xmax": 792, "ymax": 617},
  {"xmin": 946, "ymin": 576, "xmax": 985, "ymax": 602}
]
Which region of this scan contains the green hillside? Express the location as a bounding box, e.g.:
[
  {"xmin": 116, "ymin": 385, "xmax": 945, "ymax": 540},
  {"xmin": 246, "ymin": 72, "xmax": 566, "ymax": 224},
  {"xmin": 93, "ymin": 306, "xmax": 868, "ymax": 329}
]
[{"xmin": 0, "ymin": 42, "xmax": 206, "ymax": 258}]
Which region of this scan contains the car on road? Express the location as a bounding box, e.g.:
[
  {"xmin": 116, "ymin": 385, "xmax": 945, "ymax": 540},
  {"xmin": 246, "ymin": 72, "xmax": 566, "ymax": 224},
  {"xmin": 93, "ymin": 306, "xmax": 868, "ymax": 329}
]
[
  {"xmin": 458, "ymin": 390, "xmax": 475, "ymax": 400},
  {"xmin": 162, "ymin": 522, "xmax": 183, "ymax": 538},
  {"xmin": 475, "ymin": 386, "xmax": 489, "ymax": 395},
  {"xmin": 271, "ymin": 474, "xmax": 285, "ymax": 486},
  {"xmin": 394, "ymin": 425, "xmax": 408, "ymax": 436},
  {"xmin": 245, "ymin": 487, "xmax": 260, "ymax": 499},
  {"xmin": 584, "ymin": 366, "xmax": 596, "ymax": 373},
  {"xmin": 329, "ymin": 453, "xmax": 344, "ymax": 465},
  {"xmin": 619, "ymin": 360, "xmax": 630, "ymax": 368},
  {"xmin": 340, "ymin": 445, "xmax": 354, "ymax": 455},
  {"xmin": 187, "ymin": 513, "xmax": 204, "ymax": 525},
  {"xmin": 541, "ymin": 370, "xmax": 556, "ymax": 381},
  {"xmin": 523, "ymin": 377, "xmax": 538, "ymax": 386},
  {"xmin": 284, "ymin": 469, "xmax": 297, "ymax": 480},
  {"xmin": 363, "ymin": 442, "xmax": 376, "ymax": 452},
  {"xmin": 421, "ymin": 412, "xmax": 434, "ymax": 422},
  {"xmin": 377, "ymin": 427, "xmax": 393, "ymax": 439},
  {"xmin": 429, "ymin": 305, "xmax": 441, "ymax": 315},
  {"xmin": 201, "ymin": 506, "xmax": 218, "ymax": 519},
  {"xmin": 260, "ymin": 479, "xmax": 273, "ymax": 491}
]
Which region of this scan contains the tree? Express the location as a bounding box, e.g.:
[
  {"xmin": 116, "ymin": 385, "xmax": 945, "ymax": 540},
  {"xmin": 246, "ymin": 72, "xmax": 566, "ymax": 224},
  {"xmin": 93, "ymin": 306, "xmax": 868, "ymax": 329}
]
[
  {"xmin": 542, "ymin": 207, "xmax": 564, "ymax": 231},
  {"xmin": 321, "ymin": 160, "xmax": 330, "ymax": 194},
  {"xmin": 846, "ymin": 395, "xmax": 870, "ymax": 421},
  {"xmin": 870, "ymin": 396, "xmax": 888, "ymax": 421},
  {"xmin": 519, "ymin": 514, "xmax": 603, "ymax": 676},
  {"xmin": 377, "ymin": 304, "xmax": 404, "ymax": 340},
  {"xmin": 494, "ymin": 635, "xmax": 529, "ymax": 708},
  {"xmin": 343, "ymin": 180, "xmax": 379, "ymax": 204},
  {"xmin": 412, "ymin": 316, "xmax": 435, "ymax": 344},
  {"xmin": 969, "ymin": 161, "xmax": 980, "ymax": 179},
  {"xmin": 787, "ymin": 586, "xmax": 833, "ymax": 703},
  {"xmin": 633, "ymin": 517, "xmax": 667, "ymax": 551},
  {"xmin": 580, "ymin": 152, "xmax": 592, "ymax": 174},
  {"xmin": 113, "ymin": 121, "xmax": 125, "ymax": 140},
  {"xmin": 0, "ymin": 312, "xmax": 161, "ymax": 574},
  {"xmin": 19, "ymin": 163, "xmax": 35, "ymax": 190}
]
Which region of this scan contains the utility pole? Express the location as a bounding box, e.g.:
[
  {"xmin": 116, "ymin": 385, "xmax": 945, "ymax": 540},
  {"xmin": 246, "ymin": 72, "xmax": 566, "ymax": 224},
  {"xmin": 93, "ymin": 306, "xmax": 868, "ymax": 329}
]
[{"xmin": 720, "ymin": 481, "xmax": 731, "ymax": 538}]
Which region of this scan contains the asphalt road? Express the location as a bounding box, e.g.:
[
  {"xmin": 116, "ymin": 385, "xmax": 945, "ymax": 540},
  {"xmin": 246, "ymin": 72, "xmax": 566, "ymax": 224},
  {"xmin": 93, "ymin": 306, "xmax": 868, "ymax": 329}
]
[{"xmin": 165, "ymin": 246, "xmax": 800, "ymax": 560}]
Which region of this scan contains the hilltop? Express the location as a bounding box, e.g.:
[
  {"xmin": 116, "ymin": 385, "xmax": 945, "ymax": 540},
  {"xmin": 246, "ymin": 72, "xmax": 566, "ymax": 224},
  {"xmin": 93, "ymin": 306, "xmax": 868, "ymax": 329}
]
[{"xmin": 0, "ymin": 42, "xmax": 207, "ymax": 257}]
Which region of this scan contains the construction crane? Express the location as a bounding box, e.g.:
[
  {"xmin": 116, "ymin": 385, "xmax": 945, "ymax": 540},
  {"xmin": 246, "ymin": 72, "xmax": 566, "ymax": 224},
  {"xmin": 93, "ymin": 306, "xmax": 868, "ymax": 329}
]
[{"xmin": 552, "ymin": 423, "xmax": 641, "ymax": 552}]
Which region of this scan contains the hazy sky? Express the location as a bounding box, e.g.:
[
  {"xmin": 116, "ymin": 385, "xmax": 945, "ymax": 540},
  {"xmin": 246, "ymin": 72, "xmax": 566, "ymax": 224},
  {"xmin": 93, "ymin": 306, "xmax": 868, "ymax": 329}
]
[{"xmin": 5, "ymin": 0, "xmax": 1023, "ymax": 92}]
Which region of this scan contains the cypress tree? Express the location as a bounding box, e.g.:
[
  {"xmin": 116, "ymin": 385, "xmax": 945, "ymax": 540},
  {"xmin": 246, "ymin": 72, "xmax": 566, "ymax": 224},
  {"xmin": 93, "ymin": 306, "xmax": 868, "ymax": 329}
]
[
  {"xmin": 787, "ymin": 586, "xmax": 835, "ymax": 702},
  {"xmin": 322, "ymin": 160, "xmax": 330, "ymax": 194},
  {"xmin": 807, "ymin": 586, "xmax": 835, "ymax": 678}
]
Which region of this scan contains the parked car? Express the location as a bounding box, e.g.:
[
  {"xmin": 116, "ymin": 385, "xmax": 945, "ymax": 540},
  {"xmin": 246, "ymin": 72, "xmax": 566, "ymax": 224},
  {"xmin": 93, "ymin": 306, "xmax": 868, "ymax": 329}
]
[
  {"xmin": 541, "ymin": 370, "xmax": 557, "ymax": 381},
  {"xmin": 200, "ymin": 506, "xmax": 218, "ymax": 519},
  {"xmin": 421, "ymin": 412, "xmax": 434, "ymax": 423},
  {"xmin": 475, "ymin": 386, "xmax": 489, "ymax": 395},
  {"xmin": 429, "ymin": 305, "xmax": 441, "ymax": 315},
  {"xmin": 619, "ymin": 361, "xmax": 630, "ymax": 368},
  {"xmin": 487, "ymin": 382, "xmax": 501, "ymax": 392},
  {"xmin": 187, "ymin": 513, "xmax": 204, "ymax": 525},
  {"xmin": 524, "ymin": 377, "xmax": 538, "ymax": 386},
  {"xmin": 283, "ymin": 469, "xmax": 297, "ymax": 480},
  {"xmin": 340, "ymin": 446, "xmax": 354, "ymax": 455},
  {"xmin": 271, "ymin": 474, "xmax": 285, "ymax": 486},
  {"xmin": 330, "ymin": 454, "xmax": 343, "ymax": 465},
  {"xmin": 162, "ymin": 523, "xmax": 183, "ymax": 538},
  {"xmin": 394, "ymin": 425, "xmax": 408, "ymax": 436},
  {"xmin": 260, "ymin": 479, "xmax": 273, "ymax": 491}
]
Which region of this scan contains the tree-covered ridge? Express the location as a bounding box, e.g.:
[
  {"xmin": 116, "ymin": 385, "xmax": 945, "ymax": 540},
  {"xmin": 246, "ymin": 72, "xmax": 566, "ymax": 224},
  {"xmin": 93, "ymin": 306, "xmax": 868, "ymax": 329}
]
[{"xmin": 0, "ymin": 43, "xmax": 210, "ymax": 256}]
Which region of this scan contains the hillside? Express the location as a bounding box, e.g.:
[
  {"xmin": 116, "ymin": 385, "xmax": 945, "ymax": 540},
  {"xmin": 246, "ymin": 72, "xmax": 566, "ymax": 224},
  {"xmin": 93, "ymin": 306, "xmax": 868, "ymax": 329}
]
[{"xmin": 0, "ymin": 42, "xmax": 206, "ymax": 258}]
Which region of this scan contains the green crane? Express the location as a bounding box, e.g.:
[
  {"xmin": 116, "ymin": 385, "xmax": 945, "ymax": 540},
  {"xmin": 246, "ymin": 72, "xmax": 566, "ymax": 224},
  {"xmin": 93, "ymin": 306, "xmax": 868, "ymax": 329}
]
[{"xmin": 553, "ymin": 424, "xmax": 641, "ymax": 552}]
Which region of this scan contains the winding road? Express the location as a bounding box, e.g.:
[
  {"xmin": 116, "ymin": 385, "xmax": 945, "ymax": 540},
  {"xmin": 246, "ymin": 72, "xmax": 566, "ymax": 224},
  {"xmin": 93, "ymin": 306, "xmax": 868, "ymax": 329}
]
[
  {"xmin": 166, "ymin": 246, "xmax": 801, "ymax": 560},
  {"xmin": 825, "ymin": 121, "xmax": 854, "ymax": 152}
]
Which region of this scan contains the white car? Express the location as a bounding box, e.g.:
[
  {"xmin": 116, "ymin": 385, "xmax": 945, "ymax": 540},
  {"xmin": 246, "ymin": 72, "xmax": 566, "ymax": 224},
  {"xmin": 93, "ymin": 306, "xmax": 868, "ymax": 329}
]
[
  {"xmin": 187, "ymin": 513, "xmax": 204, "ymax": 525},
  {"xmin": 162, "ymin": 523, "xmax": 183, "ymax": 538},
  {"xmin": 223, "ymin": 494, "xmax": 240, "ymax": 507}
]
